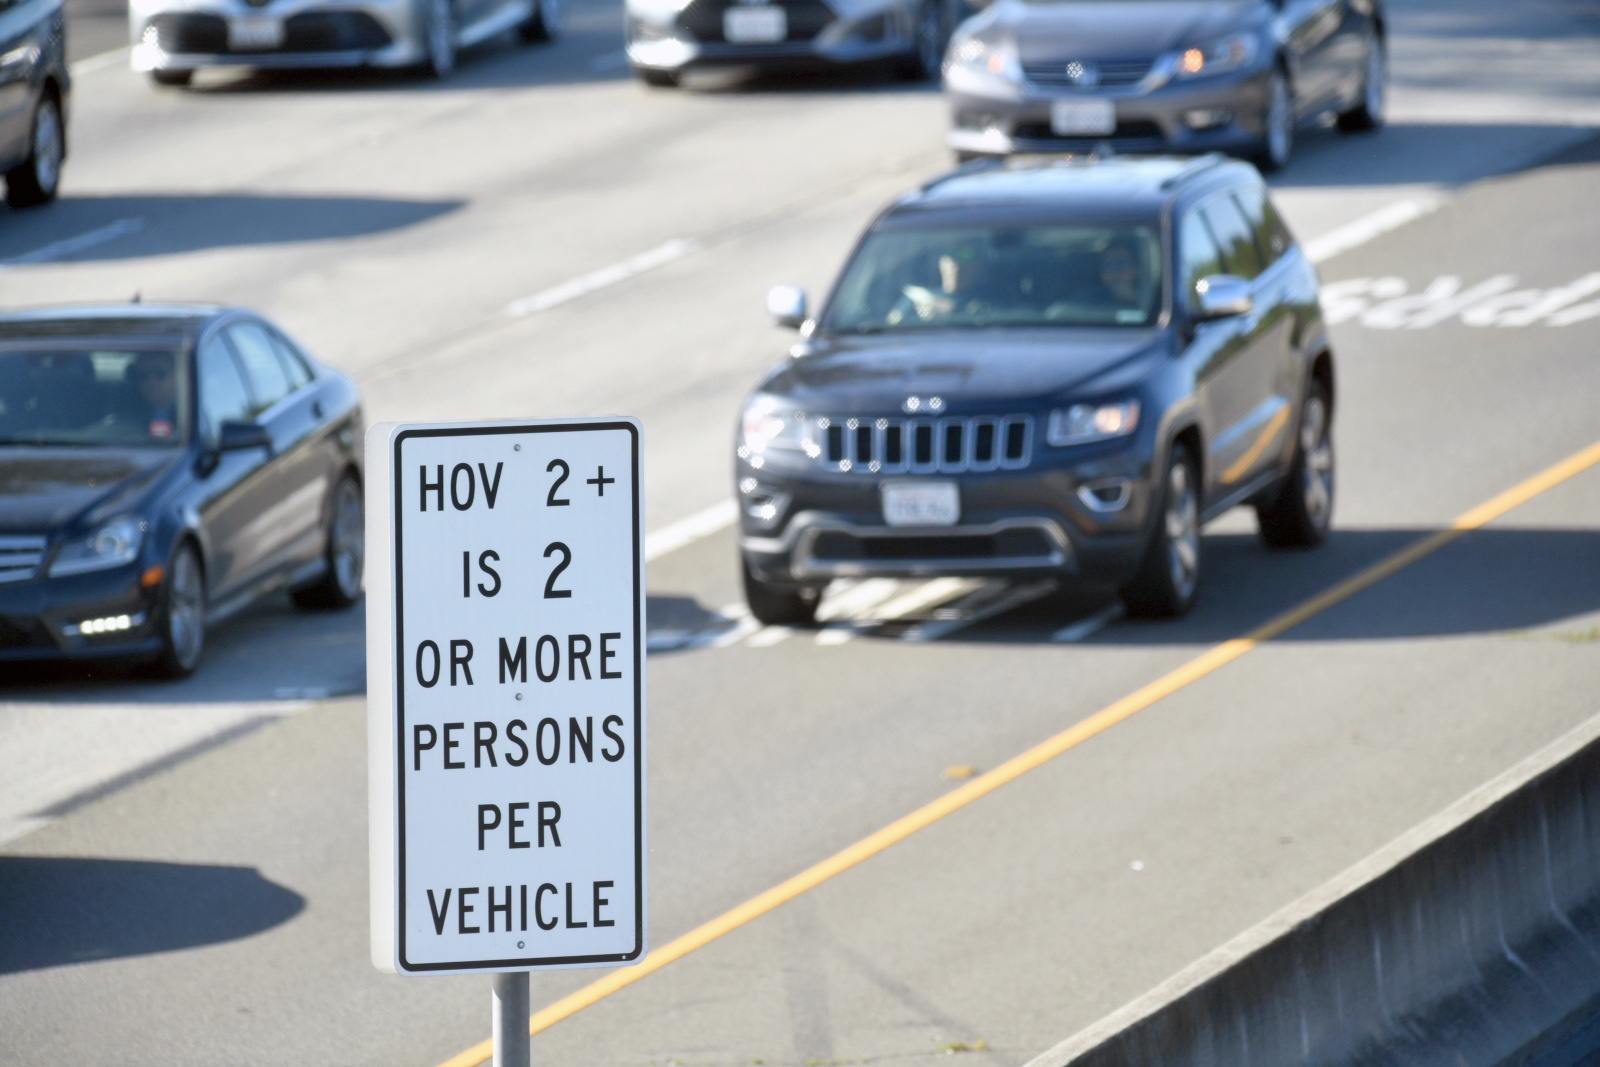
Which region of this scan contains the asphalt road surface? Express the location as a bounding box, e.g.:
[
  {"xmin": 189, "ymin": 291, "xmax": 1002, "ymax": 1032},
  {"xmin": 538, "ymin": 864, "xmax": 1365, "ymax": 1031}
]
[{"xmin": 3, "ymin": 0, "xmax": 1600, "ymax": 1064}]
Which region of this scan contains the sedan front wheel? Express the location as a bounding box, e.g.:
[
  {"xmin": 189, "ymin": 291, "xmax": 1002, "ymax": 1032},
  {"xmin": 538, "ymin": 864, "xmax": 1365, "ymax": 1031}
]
[{"xmin": 151, "ymin": 542, "xmax": 206, "ymax": 678}]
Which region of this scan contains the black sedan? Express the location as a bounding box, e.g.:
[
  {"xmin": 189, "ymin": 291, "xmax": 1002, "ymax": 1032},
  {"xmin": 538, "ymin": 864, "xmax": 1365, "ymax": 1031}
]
[
  {"xmin": 0, "ymin": 0, "xmax": 69, "ymax": 206},
  {"xmin": 944, "ymin": 0, "xmax": 1385, "ymax": 171},
  {"xmin": 0, "ymin": 305, "xmax": 364, "ymax": 678},
  {"xmin": 738, "ymin": 154, "xmax": 1334, "ymax": 624}
]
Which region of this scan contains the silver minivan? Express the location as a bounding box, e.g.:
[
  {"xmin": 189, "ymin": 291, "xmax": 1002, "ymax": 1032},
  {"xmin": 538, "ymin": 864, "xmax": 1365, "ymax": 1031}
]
[{"xmin": 130, "ymin": 0, "xmax": 559, "ymax": 85}]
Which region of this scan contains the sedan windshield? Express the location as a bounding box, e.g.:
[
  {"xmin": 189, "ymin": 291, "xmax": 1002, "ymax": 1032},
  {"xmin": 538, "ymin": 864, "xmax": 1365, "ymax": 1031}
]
[
  {"xmin": 824, "ymin": 222, "xmax": 1163, "ymax": 332},
  {"xmin": 0, "ymin": 347, "xmax": 190, "ymax": 447}
]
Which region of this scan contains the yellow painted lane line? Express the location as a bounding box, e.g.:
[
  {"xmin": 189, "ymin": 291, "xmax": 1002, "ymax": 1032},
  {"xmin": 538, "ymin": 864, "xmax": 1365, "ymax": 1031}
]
[{"xmin": 438, "ymin": 436, "xmax": 1600, "ymax": 1067}]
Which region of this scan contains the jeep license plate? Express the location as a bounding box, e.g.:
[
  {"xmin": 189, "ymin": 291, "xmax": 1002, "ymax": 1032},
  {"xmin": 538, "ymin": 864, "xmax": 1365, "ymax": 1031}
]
[
  {"xmin": 882, "ymin": 481, "xmax": 960, "ymax": 527},
  {"xmin": 723, "ymin": 6, "xmax": 786, "ymax": 43},
  {"xmin": 1050, "ymin": 99, "xmax": 1115, "ymax": 136},
  {"xmin": 228, "ymin": 16, "xmax": 285, "ymax": 50}
]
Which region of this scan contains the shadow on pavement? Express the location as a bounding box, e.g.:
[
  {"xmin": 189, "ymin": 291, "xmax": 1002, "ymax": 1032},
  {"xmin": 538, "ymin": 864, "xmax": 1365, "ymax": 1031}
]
[
  {"xmin": 0, "ymin": 856, "xmax": 304, "ymax": 974},
  {"xmin": 1268, "ymin": 122, "xmax": 1600, "ymax": 190},
  {"xmin": 0, "ymin": 194, "xmax": 463, "ymax": 266},
  {"xmin": 1, "ymin": 591, "xmax": 365, "ymax": 703},
  {"xmin": 971, "ymin": 526, "xmax": 1600, "ymax": 647}
]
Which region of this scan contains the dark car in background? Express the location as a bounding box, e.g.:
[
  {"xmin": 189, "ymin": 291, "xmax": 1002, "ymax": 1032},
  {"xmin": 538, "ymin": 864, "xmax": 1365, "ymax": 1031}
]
[
  {"xmin": 944, "ymin": 0, "xmax": 1385, "ymax": 170},
  {"xmin": 0, "ymin": 305, "xmax": 364, "ymax": 678},
  {"xmin": 625, "ymin": 0, "xmax": 967, "ymax": 86},
  {"xmin": 736, "ymin": 155, "xmax": 1335, "ymax": 624},
  {"xmin": 0, "ymin": 0, "xmax": 69, "ymax": 206}
]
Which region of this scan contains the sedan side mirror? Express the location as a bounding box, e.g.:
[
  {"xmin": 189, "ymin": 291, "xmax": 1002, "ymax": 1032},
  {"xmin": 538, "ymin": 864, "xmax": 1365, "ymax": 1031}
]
[
  {"xmin": 218, "ymin": 419, "xmax": 273, "ymax": 453},
  {"xmin": 1194, "ymin": 275, "xmax": 1254, "ymax": 320},
  {"xmin": 767, "ymin": 285, "xmax": 808, "ymax": 329}
]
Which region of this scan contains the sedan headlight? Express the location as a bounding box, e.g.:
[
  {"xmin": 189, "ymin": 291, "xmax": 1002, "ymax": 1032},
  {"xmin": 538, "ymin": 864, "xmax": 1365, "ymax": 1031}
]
[
  {"xmin": 1047, "ymin": 401, "xmax": 1140, "ymax": 446},
  {"xmin": 943, "ymin": 35, "xmax": 1023, "ymax": 93},
  {"xmin": 49, "ymin": 517, "xmax": 146, "ymax": 577},
  {"xmin": 1173, "ymin": 33, "xmax": 1258, "ymax": 79},
  {"xmin": 738, "ymin": 393, "xmax": 811, "ymax": 467}
]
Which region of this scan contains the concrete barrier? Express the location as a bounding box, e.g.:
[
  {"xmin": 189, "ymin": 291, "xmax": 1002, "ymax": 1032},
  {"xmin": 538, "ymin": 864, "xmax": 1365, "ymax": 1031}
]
[{"xmin": 1024, "ymin": 714, "xmax": 1600, "ymax": 1067}]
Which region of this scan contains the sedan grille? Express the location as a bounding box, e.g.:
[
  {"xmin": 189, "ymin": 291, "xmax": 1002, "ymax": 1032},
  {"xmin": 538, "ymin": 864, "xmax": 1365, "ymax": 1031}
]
[
  {"xmin": 677, "ymin": 0, "xmax": 835, "ymax": 43},
  {"xmin": 811, "ymin": 414, "xmax": 1032, "ymax": 474},
  {"xmin": 0, "ymin": 535, "xmax": 47, "ymax": 584},
  {"xmin": 1023, "ymin": 58, "xmax": 1152, "ymax": 89}
]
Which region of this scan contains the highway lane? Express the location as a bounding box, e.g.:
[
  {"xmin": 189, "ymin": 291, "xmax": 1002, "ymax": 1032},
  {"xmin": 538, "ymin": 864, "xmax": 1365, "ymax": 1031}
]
[{"xmin": 3, "ymin": 0, "xmax": 1600, "ymax": 1063}]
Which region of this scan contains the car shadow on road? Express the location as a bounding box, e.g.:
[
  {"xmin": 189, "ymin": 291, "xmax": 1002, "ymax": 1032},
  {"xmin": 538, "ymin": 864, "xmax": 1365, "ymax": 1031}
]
[
  {"xmin": 1267, "ymin": 121, "xmax": 1600, "ymax": 190},
  {"xmin": 0, "ymin": 856, "xmax": 304, "ymax": 974},
  {"xmin": 0, "ymin": 194, "xmax": 463, "ymax": 266},
  {"xmin": 965, "ymin": 526, "xmax": 1600, "ymax": 648},
  {"xmin": 2, "ymin": 591, "xmax": 365, "ymax": 703}
]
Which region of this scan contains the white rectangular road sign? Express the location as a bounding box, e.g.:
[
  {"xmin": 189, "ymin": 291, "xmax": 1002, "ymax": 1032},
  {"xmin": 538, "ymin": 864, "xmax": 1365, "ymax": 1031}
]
[{"xmin": 367, "ymin": 418, "xmax": 645, "ymax": 975}]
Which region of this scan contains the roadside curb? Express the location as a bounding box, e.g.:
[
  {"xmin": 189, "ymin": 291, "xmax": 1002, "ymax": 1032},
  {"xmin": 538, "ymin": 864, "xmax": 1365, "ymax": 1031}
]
[{"xmin": 1024, "ymin": 710, "xmax": 1600, "ymax": 1067}]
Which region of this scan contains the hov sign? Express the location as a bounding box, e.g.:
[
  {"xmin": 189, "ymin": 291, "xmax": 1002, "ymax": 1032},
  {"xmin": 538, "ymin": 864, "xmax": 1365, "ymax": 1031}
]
[{"xmin": 367, "ymin": 418, "xmax": 645, "ymax": 975}]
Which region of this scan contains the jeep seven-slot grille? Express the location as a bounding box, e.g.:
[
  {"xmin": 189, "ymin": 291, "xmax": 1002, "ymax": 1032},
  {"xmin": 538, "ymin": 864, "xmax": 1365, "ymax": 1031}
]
[
  {"xmin": 815, "ymin": 415, "xmax": 1031, "ymax": 473},
  {"xmin": 0, "ymin": 535, "xmax": 47, "ymax": 584}
]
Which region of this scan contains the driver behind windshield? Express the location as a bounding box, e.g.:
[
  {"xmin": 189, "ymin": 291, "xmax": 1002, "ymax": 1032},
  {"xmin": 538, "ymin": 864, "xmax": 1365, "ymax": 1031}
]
[
  {"xmin": 889, "ymin": 242, "xmax": 995, "ymax": 325},
  {"xmin": 1095, "ymin": 236, "xmax": 1145, "ymax": 307},
  {"xmin": 129, "ymin": 352, "xmax": 179, "ymax": 441}
]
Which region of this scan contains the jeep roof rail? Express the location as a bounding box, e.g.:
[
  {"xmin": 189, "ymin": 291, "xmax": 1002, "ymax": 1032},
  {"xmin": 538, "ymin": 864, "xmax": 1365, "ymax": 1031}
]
[
  {"xmin": 1159, "ymin": 153, "xmax": 1228, "ymax": 190},
  {"xmin": 918, "ymin": 155, "xmax": 1007, "ymax": 194}
]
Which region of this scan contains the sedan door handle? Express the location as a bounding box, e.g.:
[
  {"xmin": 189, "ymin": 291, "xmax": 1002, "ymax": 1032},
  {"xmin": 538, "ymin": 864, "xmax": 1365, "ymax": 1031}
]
[{"xmin": 311, "ymin": 400, "xmax": 324, "ymax": 419}]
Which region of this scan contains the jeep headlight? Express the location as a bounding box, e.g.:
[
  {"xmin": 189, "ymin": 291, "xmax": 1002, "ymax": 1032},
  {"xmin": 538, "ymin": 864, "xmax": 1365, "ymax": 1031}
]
[
  {"xmin": 49, "ymin": 517, "xmax": 147, "ymax": 577},
  {"xmin": 1047, "ymin": 401, "xmax": 1140, "ymax": 446},
  {"xmin": 738, "ymin": 393, "xmax": 810, "ymax": 468}
]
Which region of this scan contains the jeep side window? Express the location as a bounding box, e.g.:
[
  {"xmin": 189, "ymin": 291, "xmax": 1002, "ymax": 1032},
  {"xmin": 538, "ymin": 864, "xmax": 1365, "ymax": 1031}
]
[
  {"xmin": 1200, "ymin": 195, "xmax": 1264, "ymax": 281},
  {"xmin": 1179, "ymin": 210, "xmax": 1225, "ymax": 311},
  {"xmin": 1232, "ymin": 185, "xmax": 1293, "ymax": 265}
]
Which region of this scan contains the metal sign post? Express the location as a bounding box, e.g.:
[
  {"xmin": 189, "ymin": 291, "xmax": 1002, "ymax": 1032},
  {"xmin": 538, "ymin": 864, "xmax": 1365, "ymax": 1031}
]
[{"xmin": 366, "ymin": 418, "xmax": 647, "ymax": 1066}]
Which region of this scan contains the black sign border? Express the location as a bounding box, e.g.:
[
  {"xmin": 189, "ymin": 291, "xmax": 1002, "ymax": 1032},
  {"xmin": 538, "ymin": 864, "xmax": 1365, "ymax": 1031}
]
[{"xmin": 392, "ymin": 421, "xmax": 644, "ymax": 973}]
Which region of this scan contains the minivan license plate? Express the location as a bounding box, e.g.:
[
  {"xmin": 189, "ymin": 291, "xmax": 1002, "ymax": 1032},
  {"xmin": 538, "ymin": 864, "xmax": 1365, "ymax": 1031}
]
[
  {"xmin": 724, "ymin": 6, "xmax": 786, "ymax": 43},
  {"xmin": 228, "ymin": 15, "xmax": 285, "ymax": 50},
  {"xmin": 882, "ymin": 481, "xmax": 960, "ymax": 527},
  {"xmin": 1050, "ymin": 99, "xmax": 1116, "ymax": 136}
]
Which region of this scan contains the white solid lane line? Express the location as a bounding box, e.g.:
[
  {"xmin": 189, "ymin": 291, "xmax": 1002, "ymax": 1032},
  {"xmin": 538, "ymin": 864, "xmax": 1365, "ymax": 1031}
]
[
  {"xmin": 644, "ymin": 498, "xmax": 737, "ymax": 562},
  {"xmin": 1050, "ymin": 603, "xmax": 1125, "ymax": 643},
  {"xmin": 1303, "ymin": 197, "xmax": 1444, "ymax": 265},
  {"xmin": 68, "ymin": 46, "xmax": 132, "ymax": 77},
  {"xmin": 507, "ymin": 237, "xmax": 701, "ymax": 316},
  {"xmin": 1, "ymin": 217, "xmax": 145, "ymax": 267}
]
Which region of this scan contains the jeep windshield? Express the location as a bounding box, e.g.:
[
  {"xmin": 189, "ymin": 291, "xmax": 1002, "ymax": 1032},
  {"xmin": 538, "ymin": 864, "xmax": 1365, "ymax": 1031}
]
[{"xmin": 822, "ymin": 222, "xmax": 1162, "ymax": 332}]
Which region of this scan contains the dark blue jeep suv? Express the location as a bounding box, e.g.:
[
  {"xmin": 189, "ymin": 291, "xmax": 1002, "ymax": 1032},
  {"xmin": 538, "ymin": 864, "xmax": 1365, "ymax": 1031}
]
[{"xmin": 736, "ymin": 154, "xmax": 1334, "ymax": 624}]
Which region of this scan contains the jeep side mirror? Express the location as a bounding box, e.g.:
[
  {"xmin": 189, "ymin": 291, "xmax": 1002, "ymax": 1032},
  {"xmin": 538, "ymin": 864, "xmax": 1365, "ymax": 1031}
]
[{"xmin": 767, "ymin": 285, "xmax": 808, "ymax": 329}]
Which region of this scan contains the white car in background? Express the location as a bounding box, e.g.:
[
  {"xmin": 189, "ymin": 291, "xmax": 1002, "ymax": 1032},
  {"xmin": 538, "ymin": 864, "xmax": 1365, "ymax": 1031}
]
[{"xmin": 130, "ymin": 0, "xmax": 560, "ymax": 85}]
